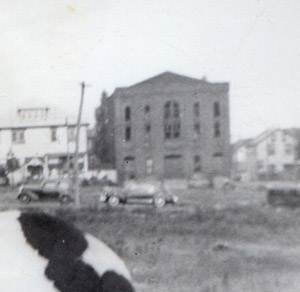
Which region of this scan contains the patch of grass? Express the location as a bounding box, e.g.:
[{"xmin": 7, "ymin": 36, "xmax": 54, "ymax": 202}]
[{"xmin": 5, "ymin": 186, "xmax": 300, "ymax": 291}]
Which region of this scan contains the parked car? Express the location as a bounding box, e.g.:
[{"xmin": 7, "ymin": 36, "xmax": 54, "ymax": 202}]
[
  {"xmin": 99, "ymin": 180, "xmax": 178, "ymax": 208},
  {"xmin": 213, "ymin": 176, "xmax": 235, "ymax": 190},
  {"xmin": 188, "ymin": 173, "xmax": 210, "ymax": 189},
  {"xmin": 266, "ymin": 183, "xmax": 300, "ymax": 208},
  {"xmin": 17, "ymin": 179, "xmax": 73, "ymax": 205},
  {"xmin": 0, "ymin": 165, "xmax": 9, "ymax": 186}
]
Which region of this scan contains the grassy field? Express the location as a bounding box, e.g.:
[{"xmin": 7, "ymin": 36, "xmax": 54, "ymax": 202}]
[
  {"xmin": 3, "ymin": 184, "xmax": 300, "ymax": 291},
  {"xmin": 57, "ymin": 186, "xmax": 300, "ymax": 292}
]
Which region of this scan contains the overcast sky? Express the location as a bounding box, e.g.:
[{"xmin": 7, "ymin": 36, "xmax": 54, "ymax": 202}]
[{"xmin": 1, "ymin": 0, "xmax": 299, "ymax": 141}]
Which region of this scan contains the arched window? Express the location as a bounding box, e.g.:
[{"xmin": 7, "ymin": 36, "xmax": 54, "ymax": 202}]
[
  {"xmin": 164, "ymin": 101, "xmax": 181, "ymax": 139},
  {"xmin": 164, "ymin": 102, "xmax": 171, "ymax": 119},
  {"xmin": 125, "ymin": 106, "xmax": 131, "ymax": 121}
]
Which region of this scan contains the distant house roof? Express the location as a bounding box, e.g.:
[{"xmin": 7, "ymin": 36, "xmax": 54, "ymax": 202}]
[
  {"xmin": 232, "ymin": 138, "xmax": 252, "ymax": 152},
  {"xmin": 250, "ymin": 128, "xmax": 300, "ymax": 146},
  {"xmin": 234, "ymin": 128, "xmax": 300, "ymax": 150},
  {"xmin": 283, "ymin": 128, "xmax": 300, "ymax": 139},
  {"xmin": 0, "ymin": 108, "xmax": 89, "ymax": 130},
  {"xmin": 110, "ymin": 71, "xmax": 229, "ymax": 98},
  {"xmin": 250, "ymin": 129, "xmax": 276, "ymax": 146}
]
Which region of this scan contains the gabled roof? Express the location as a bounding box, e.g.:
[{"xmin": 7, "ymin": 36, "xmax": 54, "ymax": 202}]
[
  {"xmin": 232, "ymin": 138, "xmax": 252, "ymax": 152},
  {"xmin": 129, "ymin": 71, "xmax": 205, "ymax": 88},
  {"xmin": 111, "ymin": 71, "xmax": 229, "ymax": 97},
  {"xmin": 233, "ymin": 128, "xmax": 300, "ymax": 153},
  {"xmin": 283, "ymin": 128, "xmax": 300, "ymax": 139},
  {"xmin": 250, "ymin": 129, "xmax": 276, "ymax": 146},
  {"xmin": 247, "ymin": 128, "xmax": 300, "ymax": 147}
]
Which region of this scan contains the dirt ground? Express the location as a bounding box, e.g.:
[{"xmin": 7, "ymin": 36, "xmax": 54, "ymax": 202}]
[{"xmin": 3, "ymin": 184, "xmax": 300, "ymax": 291}]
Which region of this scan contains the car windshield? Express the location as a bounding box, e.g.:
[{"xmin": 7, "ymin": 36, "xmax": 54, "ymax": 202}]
[
  {"xmin": 41, "ymin": 179, "xmax": 70, "ymax": 188},
  {"xmin": 124, "ymin": 180, "xmax": 162, "ymax": 192},
  {"xmin": 43, "ymin": 181, "xmax": 58, "ymax": 188}
]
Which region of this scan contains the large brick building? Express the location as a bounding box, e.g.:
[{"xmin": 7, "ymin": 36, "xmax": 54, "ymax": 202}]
[{"xmin": 99, "ymin": 72, "xmax": 231, "ymax": 182}]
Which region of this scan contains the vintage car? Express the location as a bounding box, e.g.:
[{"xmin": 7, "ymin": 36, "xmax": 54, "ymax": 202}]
[
  {"xmin": 188, "ymin": 173, "xmax": 210, "ymax": 189},
  {"xmin": 17, "ymin": 179, "xmax": 73, "ymax": 205},
  {"xmin": 99, "ymin": 180, "xmax": 178, "ymax": 208},
  {"xmin": 266, "ymin": 182, "xmax": 300, "ymax": 208}
]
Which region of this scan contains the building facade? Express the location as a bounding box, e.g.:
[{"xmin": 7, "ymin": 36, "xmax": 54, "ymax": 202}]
[
  {"xmin": 0, "ymin": 108, "xmax": 89, "ymax": 182},
  {"xmin": 232, "ymin": 129, "xmax": 300, "ymax": 181},
  {"xmin": 100, "ymin": 72, "xmax": 231, "ymax": 182},
  {"xmin": 231, "ymin": 139, "xmax": 252, "ymax": 181}
]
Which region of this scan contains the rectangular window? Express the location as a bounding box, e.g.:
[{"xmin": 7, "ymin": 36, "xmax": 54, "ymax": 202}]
[
  {"xmin": 125, "ymin": 126, "xmax": 131, "ymax": 141},
  {"xmin": 257, "ymin": 160, "xmax": 264, "ymax": 170},
  {"xmin": 12, "ymin": 131, "xmax": 17, "ymax": 142},
  {"xmin": 213, "ymin": 102, "xmax": 220, "ymax": 117},
  {"xmin": 51, "ymin": 127, "xmax": 58, "ymax": 142},
  {"xmin": 125, "ymin": 107, "xmax": 131, "ymax": 121},
  {"xmin": 146, "ymin": 158, "xmax": 153, "ymax": 175},
  {"xmin": 194, "ymin": 103, "xmax": 200, "ymax": 117},
  {"xmin": 214, "ymin": 122, "xmax": 220, "ymax": 137},
  {"xmin": 68, "ymin": 127, "xmax": 76, "ymax": 142},
  {"xmin": 267, "ymin": 164, "xmax": 276, "ymax": 174},
  {"xmin": 145, "ymin": 123, "xmax": 151, "ymax": 134},
  {"xmin": 194, "ymin": 123, "xmax": 200, "ymax": 137},
  {"xmin": 285, "ymin": 144, "xmax": 293, "ymax": 155},
  {"xmin": 194, "ymin": 155, "xmax": 201, "ymax": 172},
  {"xmin": 20, "ymin": 131, "xmax": 24, "ymax": 142},
  {"xmin": 267, "ymin": 144, "xmax": 275, "ymax": 156},
  {"xmin": 12, "ymin": 129, "xmax": 25, "ymax": 144},
  {"xmin": 144, "ymin": 105, "xmax": 150, "ymax": 114}
]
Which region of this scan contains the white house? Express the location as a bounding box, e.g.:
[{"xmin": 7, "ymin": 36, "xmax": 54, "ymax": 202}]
[
  {"xmin": 231, "ymin": 138, "xmax": 252, "ymax": 181},
  {"xmin": 232, "ymin": 129, "xmax": 300, "ymax": 181},
  {"xmin": 0, "ymin": 108, "xmax": 89, "ymax": 183}
]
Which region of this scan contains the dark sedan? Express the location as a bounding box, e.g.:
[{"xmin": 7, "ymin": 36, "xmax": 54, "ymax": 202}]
[
  {"xmin": 99, "ymin": 180, "xmax": 178, "ymax": 208},
  {"xmin": 266, "ymin": 182, "xmax": 300, "ymax": 208},
  {"xmin": 17, "ymin": 179, "xmax": 73, "ymax": 205}
]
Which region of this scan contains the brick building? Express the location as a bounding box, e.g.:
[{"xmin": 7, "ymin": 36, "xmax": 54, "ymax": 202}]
[{"xmin": 99, "ymin": 72, "xmax": 231, "ymax": 182}]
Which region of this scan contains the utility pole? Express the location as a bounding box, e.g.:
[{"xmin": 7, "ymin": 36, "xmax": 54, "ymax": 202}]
[
  {"xmin": 66, "ymin": 117, "xmax": 71, "ymax": 181},
  {"xmin": 74, "ymin": 82, "xmax": 87, "ymax": 208}
]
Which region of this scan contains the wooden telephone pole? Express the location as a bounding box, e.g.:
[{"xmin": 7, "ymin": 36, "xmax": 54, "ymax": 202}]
[{"xmin": 74, "ymin": 82, "xmax": 87, "ymax": 207}]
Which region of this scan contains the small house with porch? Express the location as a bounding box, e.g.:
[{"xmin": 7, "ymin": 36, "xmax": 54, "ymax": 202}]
[{"xmin": 0, "ymin": 108, "xmax": 89, "ymax": 183}]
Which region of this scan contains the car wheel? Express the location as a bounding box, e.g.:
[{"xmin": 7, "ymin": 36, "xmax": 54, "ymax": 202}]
[
  {"xmin": 60, "ymin": 195, "xmax": 71, "ymax": 205},
  {"xmin": 19, "ymin": 193, "xmax": 31, "ymax": 204},
  {"xmin": 108, "ymin": 196, "xmax": 119, "ymax": 207},
  {"xmin": 154, "ymin": 197, "xmax": 166, "ymax": 208}
]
